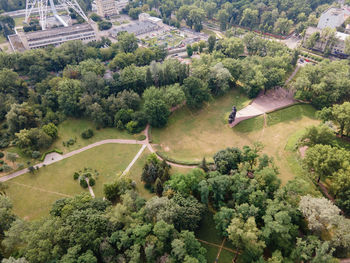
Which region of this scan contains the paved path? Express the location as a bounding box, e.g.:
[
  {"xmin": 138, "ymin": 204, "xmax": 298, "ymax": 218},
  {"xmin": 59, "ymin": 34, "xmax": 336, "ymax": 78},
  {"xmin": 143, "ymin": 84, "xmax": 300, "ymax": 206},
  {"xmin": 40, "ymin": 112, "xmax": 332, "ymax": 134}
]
[
  {"xmin": 122, "ymin": 144, "xmax": 147, "ymax": 176},
  {"xmin": 0, "ymin": 127, "xmax": 194, "ymax": 183},
  {"xmin": 86, "ymin": 178, "xmax": 95, "ymax": 198}
]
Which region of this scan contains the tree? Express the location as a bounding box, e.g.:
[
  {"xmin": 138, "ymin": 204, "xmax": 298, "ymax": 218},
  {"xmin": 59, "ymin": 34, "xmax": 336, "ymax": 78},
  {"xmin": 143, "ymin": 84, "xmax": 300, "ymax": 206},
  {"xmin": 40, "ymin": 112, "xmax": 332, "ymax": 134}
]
[
  {"xmin": 290, "ymin": 236, "xmax": 335, "ymax": 263},
  {"xmin": 220, "ymin": 37, "xmax": 244, "ymax": 59},
  {"xmin": 303, "ymin": 145, "xmax": 348, "ymax": 183},
  {"xmin": 182, "ymin": 77, "xmax": 210, "ymax": 109},
  {"xmin": 42, "ymin": 123, "xmax": 58, "ymax": 139},
  {"xmin": 262, "ymin": 199, "xmax": 300, "ymax": 255},
  {"xmin": 57, "ymin": 79, "xmax": 83, "ymax": 117},
  {"xmin": 228, "ymin": 217, "xmax": 266, "ymax": 261},
  {"xmin": 217, "ymin": 9, "xmax": 229, "ymax": 31},
  {"xmin": 299, "ymin": 125, "xmax": 335, "ymax": 147},
  {"xmin": 208, "ymin": 63, "xmax": 232, "ymax": 95},
  {"xmin": 98, "ymin": 21, "xmax": 112, "ymax": 30},
  {"xmin": 208, "ymin": 35, "xmax": 216, "ymax": 53},
  {"xmin": 299, "ymin": 195, "xmax": 341, "ymax": 233},
  {"xmin": 317, "ymin": 102, "xmax": 350, "ymax": 137},
  {"xmin": 188, "ymin": 8, "xmax": 205, "ymax": 32},
  {"xmin": 155, "ymin": 178, "xmax": 163, "ymax": 197},
  {"xmin": 274, "ymin": 18, "xmax": 293, "ymax": 35},
  {"xmin": 141, "ymin": 154, "xmax": 171, "ymax": 186},
  {"xmin": 143, "ymin": 98, "xmax": 170, "ymax": 128},
  {"xmin": 117, "ymin": 32, "xmax": 138, "ymax": 53},
  {"xmin": 186, "ymin": 45, "xmax": 193, "ymax": 57},
  {"xmin": 6, "ymin": 152, "xmax": 17, "ymax": 165},
  {"xmin": 213, "ymin": 147, "xmax": 242, "ymax": 174},
  {"xmin": 165, "ymin": 169, "xmax": 206, "ymax": 196}
]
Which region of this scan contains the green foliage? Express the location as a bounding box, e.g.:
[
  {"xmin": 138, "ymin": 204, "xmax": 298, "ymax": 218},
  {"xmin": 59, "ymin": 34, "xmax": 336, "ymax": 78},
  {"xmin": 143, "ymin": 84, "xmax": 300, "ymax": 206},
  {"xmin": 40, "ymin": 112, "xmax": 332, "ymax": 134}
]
[
  {"xmin": 295, "ymin": 61, "xmax": 350, "ymax": 109},
  {"xmin": 141, "ymin": 154, "xmax": 171, "ymax": 187},
  {"xmin": 98, "ymin": 21, "xmax": 112, "ymax": 30},
  {"xmin": 299, "ymin": 124, "xmax": 335, "ymax": 147},
  {"xmin": 213, "ymin": 147, "xmax": 242, "ymax": 174},
  {"xmin": 81, "ymin": 128, "xmax": 94, "ymax": 139},
  {"xmin": 103, "ymin": 177, "xmax": 133, "ymax": 202}
]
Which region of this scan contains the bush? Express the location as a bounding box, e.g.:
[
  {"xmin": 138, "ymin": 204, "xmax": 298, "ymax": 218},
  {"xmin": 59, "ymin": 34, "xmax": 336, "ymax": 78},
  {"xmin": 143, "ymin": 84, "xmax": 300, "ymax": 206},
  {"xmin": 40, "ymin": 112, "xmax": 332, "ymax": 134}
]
[
  {"xmin": 73, "ymin": 172, "xmax": 79, "ymax": 180},
  {"xmin": 0, "ymin": 160, "xmax": 3, "ymax": 165},
  {"xmin": 31, "ymin": 151, "xmax": 41, "ymax": 159},
  {"xmin": 80, "ymin": 179, "xmax": 88, "ymax": 188},
  {"xmin": 137, "ymin": 135, "xmax": 146, "ymax": 141},
  {"xmin": 40, "ymin": 149, "xmax": 63, "ymax": 161},
  {"xmin": 89, "ymin": 178, "xmax": 96, "ymax": 186},
  {"xmin": 81, "ymin": 129, "xmax": 94, "ymax": 139},
  {"xmin": 90, "ymin": 13, "xmax": 102, "ymax": 22},
  {"xmin": 0, "ymin": 152, "xmax": 4, "ymax": 158},
  {"xmin": 98, "ymin": 21, "xmax": 112, "ymax": 30},
  {"xmin": 2, "ymin": 165, "xmax": 12, "ymax": 172},
  {"xmin": 125, "ymin": 121, "xmax": 138, "ymax": 134},
  {"xmin": 0, "ymin": 167, "xmax": 2, "ymax": 172}
]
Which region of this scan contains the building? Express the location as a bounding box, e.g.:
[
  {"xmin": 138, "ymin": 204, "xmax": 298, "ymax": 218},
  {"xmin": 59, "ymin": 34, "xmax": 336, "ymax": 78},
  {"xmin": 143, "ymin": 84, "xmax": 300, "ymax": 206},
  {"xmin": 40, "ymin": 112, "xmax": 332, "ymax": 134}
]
[
  {"xmin": 303, "ymin": 27, "xmax": 348, "ymax": 57},
  {"xmin": 96, "ymin": 0, "xmax": 118, "ymax": 17},
  {"xmin": 317, "ymin": 7, "xmax": 350, "ymax": 29},
  {"xmin": 8, "ymin": 23, "xmax": 96, "ymax": 52},
  {"xmin": 139, "ymin": 13, "xmax": 163, "ymax": 26},
  {"xmin": 110, "ymin": 20, "xmax": 160, "ymax": 37}
]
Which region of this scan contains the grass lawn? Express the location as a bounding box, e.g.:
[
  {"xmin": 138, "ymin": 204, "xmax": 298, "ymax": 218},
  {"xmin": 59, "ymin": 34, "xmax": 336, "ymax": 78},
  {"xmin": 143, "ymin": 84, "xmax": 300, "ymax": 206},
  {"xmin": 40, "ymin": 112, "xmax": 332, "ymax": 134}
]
[
  {"xmin": 152, "ymin": 88, "xmax": 319, "ymax": 183},
  {"xmin": 4, "ymin": 143, "xmax": 141, "ymax": 220},
  {"xmin": 0, "ymin": 35, "xmax": 6, "ymax": 44},
  {"xmin": 0, "ymin": 118, "xmax": 140, "ymax": 178},
  {"xmin": 50, "ymin": 118, "xmax": 140, "ymax": 153}
]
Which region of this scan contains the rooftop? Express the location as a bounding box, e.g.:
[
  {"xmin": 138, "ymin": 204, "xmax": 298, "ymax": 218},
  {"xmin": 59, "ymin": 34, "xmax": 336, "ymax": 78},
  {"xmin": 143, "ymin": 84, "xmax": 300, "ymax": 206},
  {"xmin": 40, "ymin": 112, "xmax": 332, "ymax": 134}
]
[
  {"xmin": 317, "ymin": 7, "xmax": 350, "ymax": 29},
  {"xmin": 110, "ymin": 21, "xmax": 160, "ymax": 36},
  {"xmin": 25, "ymin": 23, "xmax": 94, "ymax": 41}
]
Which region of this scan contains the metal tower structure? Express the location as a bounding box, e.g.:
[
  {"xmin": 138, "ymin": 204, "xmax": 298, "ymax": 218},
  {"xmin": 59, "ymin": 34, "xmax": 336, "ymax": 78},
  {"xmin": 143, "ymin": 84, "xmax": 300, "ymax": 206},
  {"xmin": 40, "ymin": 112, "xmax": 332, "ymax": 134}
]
[{"xmin": 25, "ymin": 0, "xmax": 88, "ymax": 30}]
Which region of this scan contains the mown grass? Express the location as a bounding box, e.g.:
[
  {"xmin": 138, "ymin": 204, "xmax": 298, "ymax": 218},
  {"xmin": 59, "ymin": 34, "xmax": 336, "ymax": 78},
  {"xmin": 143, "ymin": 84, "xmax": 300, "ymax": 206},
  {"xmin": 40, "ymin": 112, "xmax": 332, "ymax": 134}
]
[
  {"xmin": 5, "ymin": 144, "xmax": 141, "ymax": 220},
  {"xmin": 51, "ymin": 118, "xmax": 140, "ymax": 153},
  {"xmin": 152, "ymin": 89, "xmax": 319, "ymax": 183}
]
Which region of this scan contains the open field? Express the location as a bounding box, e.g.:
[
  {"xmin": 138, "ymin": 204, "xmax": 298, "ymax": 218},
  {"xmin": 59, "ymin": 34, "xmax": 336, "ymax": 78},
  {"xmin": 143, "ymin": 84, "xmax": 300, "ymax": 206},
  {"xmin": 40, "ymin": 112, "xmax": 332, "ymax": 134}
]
[
  {"xmin": 4, "ymin": 144, "xmax": 141, "ymax": 220},
  {"xmin": 0, "ymin": 118, "xmax": 139, "ymax": 178},
  {"xmin": 152, "ymin": 89, "xmax": 319, "ymax": 183},
  {"xmin": 51, "ymin": 118, "xmax": 140, "ymax": 153}
]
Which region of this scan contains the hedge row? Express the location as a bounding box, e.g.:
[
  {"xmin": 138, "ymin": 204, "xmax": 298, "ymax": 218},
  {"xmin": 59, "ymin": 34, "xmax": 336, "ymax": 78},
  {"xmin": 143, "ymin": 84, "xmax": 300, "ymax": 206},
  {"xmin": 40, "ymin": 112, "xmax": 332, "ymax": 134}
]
[
  {"xmin": 40, "ymin": 149, "xmax": 63, "ymax": 161},
  {"xmin": 156, "ymin": 151, "xmax": 214, "ymax": 166},
  {"xmin": 300, "ymin": 52, "xmax": 323, "ymax": 62}
]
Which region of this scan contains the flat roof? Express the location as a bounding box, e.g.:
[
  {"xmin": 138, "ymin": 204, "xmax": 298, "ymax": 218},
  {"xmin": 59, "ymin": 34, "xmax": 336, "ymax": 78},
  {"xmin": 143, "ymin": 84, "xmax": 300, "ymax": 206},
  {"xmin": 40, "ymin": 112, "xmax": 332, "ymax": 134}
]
[
  {"xmin": 317, "ymin": 7, "xmax": 350, "ymax": 29},
  {"xmin": 25, "ymin": 23, "xmax": 94, "ymax": 41}
]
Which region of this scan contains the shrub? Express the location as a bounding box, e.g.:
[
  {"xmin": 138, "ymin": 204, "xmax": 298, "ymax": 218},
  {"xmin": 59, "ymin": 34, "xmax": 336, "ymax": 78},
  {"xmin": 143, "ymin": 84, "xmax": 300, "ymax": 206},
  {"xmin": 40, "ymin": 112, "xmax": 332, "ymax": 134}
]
[
  {"xmin": 89, "ymin": 178, "xmax": 96, "ymax": 186},
  {"xmin": 31, "ymin": 151, "xmax": 41, "ymax": 159},
  {"xmin": 0, "ymin": 160, "xmax": 3, "ymax": 165},
  {"xmin": 2, "ymin": 165, "xmax": 12, "ymax": 172},
  {"xmin": 116, "ymin": 120, "xmax": 124, "ymax": 130},
  {"xmin": 126, "ymin": 121, "xmax": 138, "ymax": 134},
  {"xmin": 0, "ymin": 167, "xmax": 3, "ymax": 172},
  {"xmin": 67, "ymin": 138, "xmax": 75, "ymax": 146},
  {"xmin": 137, "ymin": 135, "xmax": 146, "ymax": 141},
  {"xmin": 0, "ymin": 152, "xmax": 4, "ymax": 158},
  {"xmin": 90, "ymin": 13, "xmax": 102, "ymax": 22},
  {"xmin": 98, "ymin": 21, "xmax": 112, "ymax": 30},
  {"xmin": 80, "ymin": 179, "xmax": 88, "ymax": 188},
  {"xmin": 17, "ymin": 163, "xmax": 24, "ymax": 169},
  {"xmin": 73, "ymin": 172, "xmax": 79, "ymax": 180},
  {"xmin": 81, "ymin": 129, "xmax": 94, "ymax": 139}
]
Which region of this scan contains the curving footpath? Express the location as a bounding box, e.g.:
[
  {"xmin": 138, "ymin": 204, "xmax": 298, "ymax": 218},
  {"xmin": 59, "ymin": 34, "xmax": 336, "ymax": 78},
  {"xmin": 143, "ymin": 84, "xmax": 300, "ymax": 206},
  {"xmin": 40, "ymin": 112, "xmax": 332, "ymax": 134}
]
[{"xmin": 0, "ymin": 127, "xmax": 194, "ymax": 183}]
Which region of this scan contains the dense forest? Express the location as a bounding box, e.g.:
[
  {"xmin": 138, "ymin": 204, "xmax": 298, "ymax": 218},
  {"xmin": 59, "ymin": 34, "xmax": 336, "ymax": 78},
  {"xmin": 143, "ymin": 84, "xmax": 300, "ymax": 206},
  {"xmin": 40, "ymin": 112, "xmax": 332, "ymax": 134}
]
[{"xmin": 123, "ymin": 0, "xmax": 334, "ymax": 33}]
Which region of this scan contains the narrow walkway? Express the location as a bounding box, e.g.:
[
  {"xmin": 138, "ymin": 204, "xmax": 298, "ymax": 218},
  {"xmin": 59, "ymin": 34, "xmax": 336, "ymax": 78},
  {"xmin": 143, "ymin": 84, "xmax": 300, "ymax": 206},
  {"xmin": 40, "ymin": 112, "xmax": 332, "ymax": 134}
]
[
  {"xmin": 122, "ymin": 144, "xmax": 147, "ymax": 176},
  {"xmin": 196, "ymin": 239, "xmax": 239, "ymax": 254},
  {"xmin": 86, "ymin": 178, "xmax": 95, "ymax": 198},
  {"xmin": 1, "ymin": 127, "xmax": 195, "ymax": 183},
  {"xmin": 215, "ymin": 238, "xmax": 227, "ymax": 262},
  {"xmin": 7, "ymin": 181, "xmax": 72, "ymax": 198}
]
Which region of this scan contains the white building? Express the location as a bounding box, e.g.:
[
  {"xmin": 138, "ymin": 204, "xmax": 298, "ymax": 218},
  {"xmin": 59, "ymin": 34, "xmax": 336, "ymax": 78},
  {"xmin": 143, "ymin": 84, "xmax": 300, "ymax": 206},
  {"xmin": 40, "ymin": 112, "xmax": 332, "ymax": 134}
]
[
  {"xmin": 303, "ymin": 27, "xmax": 348, "ymax": 56},
  {"xmin": 9, "ymin": 24, "xmax": 96, "ymax": 51},
  {"xmin": 96, "ymin": 0, "xmax": 118, "ymax": 18},
  {"xmin": 139, "ymin": 13, "xmax": 163, "ymax": 26},
  {"xmin": 317, "ymin": 7, "xmax": 350, "ymax": 29}
]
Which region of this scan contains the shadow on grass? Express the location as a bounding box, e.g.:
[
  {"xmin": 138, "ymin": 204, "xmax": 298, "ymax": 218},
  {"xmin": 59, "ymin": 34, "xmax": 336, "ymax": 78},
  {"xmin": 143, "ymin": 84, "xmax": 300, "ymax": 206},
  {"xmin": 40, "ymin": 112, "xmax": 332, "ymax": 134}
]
[
  {"xmin": 233, "ymin": 115, "xmax": 264, "ymax": 133},
  {"xmin": 196, "ymin": 211, "xmax": 223, "ymax": 245},
  {"xmin": 267, "ymin": 104, "xmax": 316, "ymax": 127}
]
